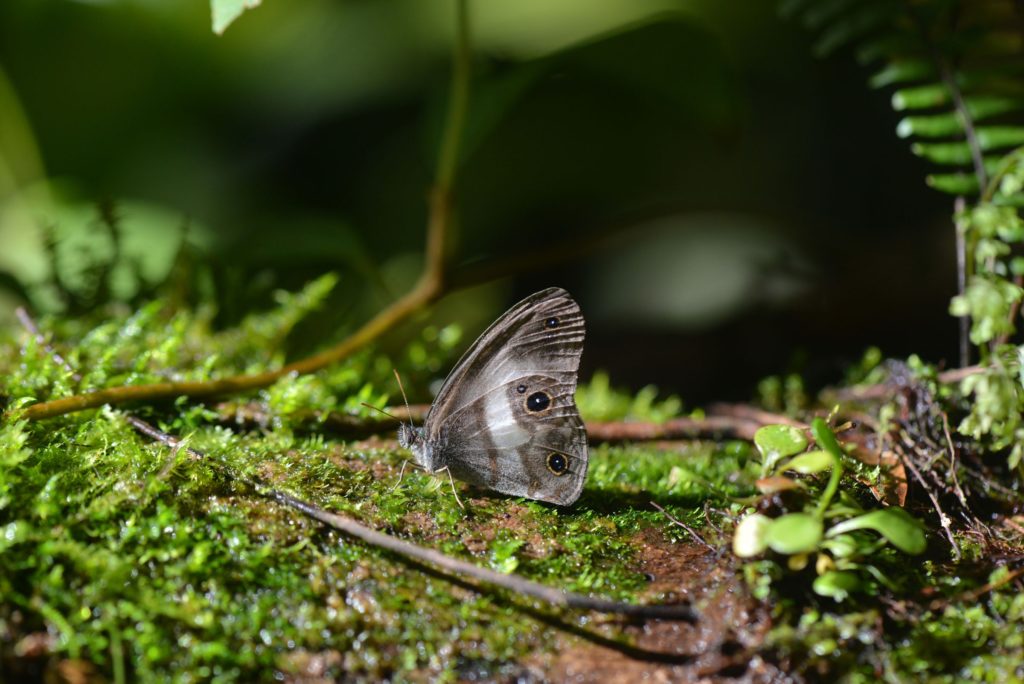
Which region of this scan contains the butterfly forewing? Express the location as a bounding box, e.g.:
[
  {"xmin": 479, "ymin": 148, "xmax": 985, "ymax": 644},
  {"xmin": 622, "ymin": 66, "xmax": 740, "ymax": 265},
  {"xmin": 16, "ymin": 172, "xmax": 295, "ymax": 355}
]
[{"xmin": 426, "ymin": 288, "xmax": 584, "ymax": 425}]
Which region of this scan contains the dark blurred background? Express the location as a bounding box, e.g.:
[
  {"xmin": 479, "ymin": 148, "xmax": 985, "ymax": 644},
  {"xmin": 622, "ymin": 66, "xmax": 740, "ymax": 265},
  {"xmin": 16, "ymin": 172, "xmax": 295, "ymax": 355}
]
[{"xmin": 0, "ymin": 0, "xmax": 956, "ymax": 404}]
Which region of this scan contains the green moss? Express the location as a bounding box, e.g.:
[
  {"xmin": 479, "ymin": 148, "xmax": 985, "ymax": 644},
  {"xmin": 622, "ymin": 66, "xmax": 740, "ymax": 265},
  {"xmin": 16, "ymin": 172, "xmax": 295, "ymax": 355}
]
[
  {"xmin": 0, "ymin": 291, "xmax": 722, "ymax": 680},
  {"xmin": 3, "ymin": 287, "xmax": 1024, "ymax": 681}
]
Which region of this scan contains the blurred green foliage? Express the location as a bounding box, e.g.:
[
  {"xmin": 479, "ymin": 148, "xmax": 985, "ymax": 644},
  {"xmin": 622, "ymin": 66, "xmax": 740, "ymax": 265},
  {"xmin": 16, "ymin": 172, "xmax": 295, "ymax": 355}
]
[
  {"xmin": 575, "ymin": 370, "xmax": 682, "ymax": 423},
  {"xmin": 0, "ymin": 0, "xmax": 745, "ymax": 330}
]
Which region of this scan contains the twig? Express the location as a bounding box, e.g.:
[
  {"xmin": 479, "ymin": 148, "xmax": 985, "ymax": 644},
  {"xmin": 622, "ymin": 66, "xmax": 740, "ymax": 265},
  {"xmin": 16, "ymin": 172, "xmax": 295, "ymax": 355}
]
[
  {"xmin": 15, "ymin": 307, "xmax": 81, "ymax": 382},
  {"xmin": 895, "ymin": 436, "xmax": 961, "ymax": 561},
  {"xmin": 928, "ymin": 563, "xmax": 1024, "ymax": 612},
  {"xmin": 219, "ymin": 402, "xmax": 780, "ymax": 444},
  {"xmin": 126, "ymin": 415, "xmax": 697, "ymax": 622},
  {"xmin": 700, "ymin": 501, "xmax": 724, "ymax": 532},
  {"xmin": 940, "ymin": 411, "xmax": 970, "ymax": 511},
  {"xmin": 17, "ymin": 0, "xmax": 475, "ymax": 424},
  {"xmin": 586, "ymin": 415, "xmax": 766, "ymax": 443},
  {"xmin": 828, "ymin": 364, "xmax": 984, "ymax": 403},
  {"xmin": 650, "ymin": 502, "xmax": 715, "ymax": 553},
  {"xmin": 705, "ymin": 403, "xmax": 805, "ymax": 428},
  {"xmin": 937, "ymin": 365, "xmax": 983, "ymax": 384}
]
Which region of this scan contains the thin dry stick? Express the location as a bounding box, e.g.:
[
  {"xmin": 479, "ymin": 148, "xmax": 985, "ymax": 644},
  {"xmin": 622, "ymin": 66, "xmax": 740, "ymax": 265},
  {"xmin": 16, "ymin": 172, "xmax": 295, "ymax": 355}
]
[
  {"xmin": 650, "ymin": 502, "xmax": 715, "ymax": 553},
  {"xmin": 896, "ymin": 436, "xmax": 961, "ymax": 561},
  {"xmin": 940, "ymin": 411, "xmax": 970, "ymax": 511},
  {"xmin": 928, "ymin": 563, "xmax": 1024, "ymax": 612},
  {"xmin": 15, "ymin": 306, "xmax": 81, "ymax": 382},
  {"xmin": 586, "ymin": 415, "xmax": 765, "ymax": 443},
  {"xmin": 126, "ymin": 415, "xmax": 697, "ymax": 622},
  {"xmin": 17, "ymin": 0, "xmax": 474, "ymax": 424}
]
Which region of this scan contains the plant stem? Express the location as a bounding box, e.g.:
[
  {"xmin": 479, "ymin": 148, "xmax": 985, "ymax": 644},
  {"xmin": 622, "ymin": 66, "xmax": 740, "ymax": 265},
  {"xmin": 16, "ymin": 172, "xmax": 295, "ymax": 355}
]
[
  {"xmin": 811, "ymin": 418, "xmax": 844, "ymax": 520},
  {"xmin": 17, "ymin": 0, "xmax": 476, "ymax": 423},
  {"xmin": 955, "ymin": 197, "xmax": 970, "ymax": 367}
]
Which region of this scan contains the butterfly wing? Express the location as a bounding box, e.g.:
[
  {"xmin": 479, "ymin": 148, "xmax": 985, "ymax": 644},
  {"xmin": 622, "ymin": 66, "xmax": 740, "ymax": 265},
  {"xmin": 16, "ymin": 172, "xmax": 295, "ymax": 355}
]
[{"xmin": 423, "ymin": 288, "xmax": 588, "ymax": 505}]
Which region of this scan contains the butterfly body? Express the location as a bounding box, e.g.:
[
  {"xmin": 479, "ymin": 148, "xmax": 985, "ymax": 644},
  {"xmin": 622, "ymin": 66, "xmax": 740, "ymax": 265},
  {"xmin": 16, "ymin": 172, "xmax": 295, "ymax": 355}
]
[{"xmin": 399, "ymin": 288, "xmax": 589, "ymax": 506}]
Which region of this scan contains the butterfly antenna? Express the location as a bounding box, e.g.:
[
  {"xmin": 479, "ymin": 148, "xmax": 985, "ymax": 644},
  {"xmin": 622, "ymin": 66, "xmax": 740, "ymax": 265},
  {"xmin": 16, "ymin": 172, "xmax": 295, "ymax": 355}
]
[
  {"xmin": 360, "ymin": 402, "xmax": 401, "ymax": 421},
  {"xmin": 393, "ymin": 369, "xmax": 414, "ymax": 425}
]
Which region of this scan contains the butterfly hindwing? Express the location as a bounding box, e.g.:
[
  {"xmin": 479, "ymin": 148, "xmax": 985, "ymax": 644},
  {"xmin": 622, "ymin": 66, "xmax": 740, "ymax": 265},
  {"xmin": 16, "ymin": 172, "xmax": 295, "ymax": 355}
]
[{"xmin": 432, "ymin": 374, "xmax": 588, "ymax": 505}]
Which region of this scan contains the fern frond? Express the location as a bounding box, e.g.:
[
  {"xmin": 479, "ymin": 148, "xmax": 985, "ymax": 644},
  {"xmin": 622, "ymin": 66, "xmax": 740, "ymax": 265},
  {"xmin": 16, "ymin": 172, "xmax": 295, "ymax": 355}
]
[{"xmin": 785, "ymin": 0, "xmax": 1024, "ymax": 198}]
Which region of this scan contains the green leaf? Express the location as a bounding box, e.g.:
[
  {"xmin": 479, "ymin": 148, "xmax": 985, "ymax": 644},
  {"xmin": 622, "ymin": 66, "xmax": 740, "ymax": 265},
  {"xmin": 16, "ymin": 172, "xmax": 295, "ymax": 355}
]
[
  {"xmin": 813, "ymin": 3, "xmax": 894, "ymax": 56},
  {"xmin": 765, "ymin": 513, "xmax": 823, "ymax": 555},
  {"xmin": 778, "ymin": 0, "xmax": 816, "ymax": 20},
  {"xmin": 911, "ymin": 141, "xmax": 973, "ymax": 166},
  {"xmin": 869, "ymin": 60, "xmax": 933, "ymax": 89},
  {"xmin": 927, "ymin": 173, "xmax": 980, "ymax": 196},
  {"xmin": 855, "ymin": 34, "xmax": 920, "ymax": 66},
  {"xmin": 733, "ymin": 513, "xmax": 772, "ymax": 558},
  {"xmin": 211, "ymin": 0, "xmax": 262, "ymax": 36},
  {"xmin": 0, "ymin": 520, "xmax": 31, "ymax": 553},
  {"xmin": 813, "ymin": 570, "xmax": 861, "ymax": 601},
  {"xmin": 949, "ymin": 275, "xmax": 1024, "ymax": 345},
  {"xmin": 821, "ymin": 533, "xmax": 859, "ymax": 559},
  {"xmin": 826, "ymin": 508, "xmax": 927, "ymax": 555},
  {"xmin": 977, "ymin": 126, "xmax": 1024, "ymax": 151},
  {"xmin": 782, "ymin": 449, "xmax": 835, "ymax": 474},
  {"xmin": 800, "ymin": 0, "xmax": 861, "ymax": 31},
  {"xmin": 965, "ymin": 95, "xmax": 1024, "ymax": 123},
  {"xmin": 897, "ymin": 112, "xmax": 961, "ymax": 139},
  {"xmin": 892, "ymin": 83, "xmax": 950, "ymax": 111},
  {"xmin": 754, "ymin": 425, "xmax": 808, "ymax": 461}
]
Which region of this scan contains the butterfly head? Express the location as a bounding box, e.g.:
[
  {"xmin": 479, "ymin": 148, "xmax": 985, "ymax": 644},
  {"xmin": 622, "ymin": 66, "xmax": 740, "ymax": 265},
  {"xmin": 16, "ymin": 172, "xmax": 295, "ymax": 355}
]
[{"xmin": 397, "ymin": 423, "xmax": 422, "ymax": 450}]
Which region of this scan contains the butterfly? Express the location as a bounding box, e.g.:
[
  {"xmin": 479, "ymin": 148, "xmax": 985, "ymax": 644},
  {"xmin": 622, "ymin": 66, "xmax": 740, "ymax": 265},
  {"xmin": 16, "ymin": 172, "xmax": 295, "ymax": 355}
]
[{"xmin": 398, "ymin": 287, "xmax": 589, "ymax": 506}]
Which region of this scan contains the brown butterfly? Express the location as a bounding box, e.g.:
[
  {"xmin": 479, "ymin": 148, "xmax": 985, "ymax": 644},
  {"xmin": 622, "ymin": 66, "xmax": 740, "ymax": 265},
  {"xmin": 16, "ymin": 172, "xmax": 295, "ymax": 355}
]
[{"xmin": 398, "ymin": 288, "xmax": 588, "ymax": 505}]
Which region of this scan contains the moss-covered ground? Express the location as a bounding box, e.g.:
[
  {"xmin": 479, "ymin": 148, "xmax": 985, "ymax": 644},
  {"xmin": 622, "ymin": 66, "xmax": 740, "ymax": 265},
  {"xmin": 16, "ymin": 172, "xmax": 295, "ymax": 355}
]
[{"xmin": 2, "ymin": 282, "xmax": 1024, "ymax": 682}]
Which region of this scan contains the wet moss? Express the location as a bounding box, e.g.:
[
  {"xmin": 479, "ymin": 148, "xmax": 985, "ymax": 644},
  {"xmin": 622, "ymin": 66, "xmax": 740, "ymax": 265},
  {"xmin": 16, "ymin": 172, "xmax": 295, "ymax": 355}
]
[
  {"xmin": 3, "ymin": 285, "xmax": 1024, "ymax": 681},
  {"xmin": 0, "ymin": 288, "xmax": 720, "ymax": 681}
]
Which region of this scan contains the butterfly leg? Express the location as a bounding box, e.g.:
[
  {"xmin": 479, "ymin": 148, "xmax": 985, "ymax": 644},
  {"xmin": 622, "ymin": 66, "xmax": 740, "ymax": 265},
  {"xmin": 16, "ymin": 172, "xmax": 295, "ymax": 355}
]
[
  {"xmin": 436, "ymin": 465, "xmax": 465, "ymax": 510},
  {"xmin": 392, "ymin": 459, "xmax": 426, "ymax": 491}
]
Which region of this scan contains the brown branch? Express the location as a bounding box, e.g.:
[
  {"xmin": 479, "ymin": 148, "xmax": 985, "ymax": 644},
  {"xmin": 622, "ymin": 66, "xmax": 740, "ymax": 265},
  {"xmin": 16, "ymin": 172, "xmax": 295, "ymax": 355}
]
[
  {"xmin": 650, "ymin": 501, "xmax": 715, "ymax": 553},
  {"xmin": 940, "ymin": 410, "xmax": 970, "ymax": 511},
  {"xmin": 15, "ymin": 306, "xmax": 81, "ymax": 382},
  {"xmin": 583, "ymin": 416, "xmax": 764, "ymax": 443},
  {"xmin": 127, "ymin": 415, "xmax": 697, "ymax": 622},
  {"xmin": 828, "ymin": 364, "xmax": 984, "ymax": 403},
  {"xmin": 928, "ymin": 562, "xmax": 1024, "ymax": 612},
  {"xmin": 17, "ymin": 1, "xmax": 473, "ymax": 424},
  {"xmin": 19, "ymin": 257, "xmax": 446, "ymax": 421},
  {"xmin": 218, "ymin": 400, "xmax": 779, "ymax": 444}
]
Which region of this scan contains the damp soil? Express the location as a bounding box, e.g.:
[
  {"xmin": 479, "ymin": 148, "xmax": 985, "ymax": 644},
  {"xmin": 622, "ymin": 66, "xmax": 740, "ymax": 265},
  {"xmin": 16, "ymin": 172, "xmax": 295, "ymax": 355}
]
[{"xmin": 533, "ymin": 527, "xmax": 779, "ymax": 683}]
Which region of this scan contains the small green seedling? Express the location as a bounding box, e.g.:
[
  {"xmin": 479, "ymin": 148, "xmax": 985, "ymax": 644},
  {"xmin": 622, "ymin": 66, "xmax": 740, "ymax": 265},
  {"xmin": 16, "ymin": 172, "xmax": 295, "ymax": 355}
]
[{"xmin": 735, "ymin": 419, "xmax": 927, "ymax": 602}]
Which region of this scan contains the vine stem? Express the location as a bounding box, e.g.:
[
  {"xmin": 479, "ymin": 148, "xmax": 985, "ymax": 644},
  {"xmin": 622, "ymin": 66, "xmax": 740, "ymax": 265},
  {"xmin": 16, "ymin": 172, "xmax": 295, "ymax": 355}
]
[
  {"xmin": 955, "ymin": 196, "xmax": 970, "ymax": 368},
  {"xmin": 17, "ymin": 0, "xmax": 473, "ymax": 423}
]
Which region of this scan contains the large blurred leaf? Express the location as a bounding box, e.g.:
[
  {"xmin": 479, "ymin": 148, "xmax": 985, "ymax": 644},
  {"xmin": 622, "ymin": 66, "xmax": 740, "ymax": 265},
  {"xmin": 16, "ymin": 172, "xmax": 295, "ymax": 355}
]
[
  {"xmin": 212, "ymin": 0, "xmax": 263, "ymax": 35},
  {"xmin": 455, "ymin": 16, "xmax": 742, "ymax": 170}
]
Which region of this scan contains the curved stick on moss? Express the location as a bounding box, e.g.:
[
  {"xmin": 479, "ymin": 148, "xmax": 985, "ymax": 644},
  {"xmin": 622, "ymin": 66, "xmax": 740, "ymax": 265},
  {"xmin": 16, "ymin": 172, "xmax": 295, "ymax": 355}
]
[{"xmin": 126, "ymin": 415, "xmax": 698, "ymax": 623}]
